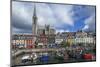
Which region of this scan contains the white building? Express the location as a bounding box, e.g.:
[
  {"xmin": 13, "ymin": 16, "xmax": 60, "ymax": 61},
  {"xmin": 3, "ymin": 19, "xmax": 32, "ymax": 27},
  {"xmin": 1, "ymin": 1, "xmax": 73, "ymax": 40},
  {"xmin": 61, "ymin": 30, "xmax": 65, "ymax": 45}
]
[
  {"xmin": 75, "ymin": 37, "xmax": 94, "ymax": 44},
  {"xmin": 74, "ymin": 31, "xmax": 94, "ymax": 44}
]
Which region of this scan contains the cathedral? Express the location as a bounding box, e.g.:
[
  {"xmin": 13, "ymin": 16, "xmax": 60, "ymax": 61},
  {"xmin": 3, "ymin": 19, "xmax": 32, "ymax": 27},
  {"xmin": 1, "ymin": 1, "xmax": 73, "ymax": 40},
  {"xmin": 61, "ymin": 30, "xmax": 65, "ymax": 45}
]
[
  {"xmin": 32, "ymin": 4, "xmax": 55, "ymax": 36},
  {"xmin": 12, "ymin": 4, "xmax": 56, "ymax": 49}
]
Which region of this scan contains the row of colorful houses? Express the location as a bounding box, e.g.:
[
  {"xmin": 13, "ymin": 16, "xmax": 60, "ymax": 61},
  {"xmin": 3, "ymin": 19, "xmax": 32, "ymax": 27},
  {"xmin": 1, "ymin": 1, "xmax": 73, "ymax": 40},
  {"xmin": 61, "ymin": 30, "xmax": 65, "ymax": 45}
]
[
  {"xmin": 12, "ymin": 34, "xmax": 35, "ymax": 49},
  {"xmin": 66, "ymin": 32, "xmax": 96, "ymax": 45},
  {"xmin": 67, "ymin": 37, "xmax": 95, "ymax": 45},
  {"xmin": 11, "ymin": 31, "xmax": 96, "ymax": 49},
  {"xmin": 12, "ymin": 39, "xmax": 33, "ymax": 49}
]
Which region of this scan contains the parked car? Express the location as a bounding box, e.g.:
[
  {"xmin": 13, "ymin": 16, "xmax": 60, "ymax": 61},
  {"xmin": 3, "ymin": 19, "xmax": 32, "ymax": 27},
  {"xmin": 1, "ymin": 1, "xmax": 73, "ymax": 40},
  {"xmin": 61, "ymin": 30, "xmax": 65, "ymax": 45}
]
[
  {"xmin": 38, "ymin": 52, "xmax": 50, "ymax": 63},
  {"xmin": 83, "ymin": 53, "xmax": 93, "ymax": 60},
  {"xmin": 21, "ymin": 55, "xmax": 33, "ymax": 63},
  {"xmin": 39, "ymin": 55, "xmax": 50, "ymax": 63},
  {"xmin": 54, "ymin": 55, "xmax": 64, "ymax": 63}
]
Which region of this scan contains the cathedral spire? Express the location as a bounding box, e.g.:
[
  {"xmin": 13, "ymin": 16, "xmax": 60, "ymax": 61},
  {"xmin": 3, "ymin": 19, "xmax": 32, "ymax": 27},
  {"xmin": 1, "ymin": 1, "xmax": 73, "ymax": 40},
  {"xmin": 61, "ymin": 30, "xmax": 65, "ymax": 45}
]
[
  {"xmin": 32, "ymin": 3, "xmax": 37, "ymax": 35},
  {"xmin": 33, "ymin": 3, "xmax": 36, "ymax": 18}
]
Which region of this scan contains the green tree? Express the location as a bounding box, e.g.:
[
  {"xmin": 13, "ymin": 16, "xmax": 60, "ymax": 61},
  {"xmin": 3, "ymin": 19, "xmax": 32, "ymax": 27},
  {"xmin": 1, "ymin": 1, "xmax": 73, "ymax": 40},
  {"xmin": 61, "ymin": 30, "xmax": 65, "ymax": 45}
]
[{"xmin": 61, "ymin": 41, "xmax": 67, "ymax": 47}]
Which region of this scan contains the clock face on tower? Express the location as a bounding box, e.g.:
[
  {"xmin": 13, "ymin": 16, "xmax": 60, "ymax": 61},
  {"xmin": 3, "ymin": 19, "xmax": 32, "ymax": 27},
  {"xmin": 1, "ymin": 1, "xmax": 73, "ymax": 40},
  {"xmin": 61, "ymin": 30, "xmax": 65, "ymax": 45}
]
[{"xmin": 11, "ymin": 0, "xmax": 96, "ymax": 67}]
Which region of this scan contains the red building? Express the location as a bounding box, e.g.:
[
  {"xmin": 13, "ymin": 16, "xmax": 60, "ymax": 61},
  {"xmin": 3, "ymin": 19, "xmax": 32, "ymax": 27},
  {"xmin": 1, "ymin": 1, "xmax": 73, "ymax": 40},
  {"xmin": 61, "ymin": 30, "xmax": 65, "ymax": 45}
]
[{"xmin": 37, "ymin": 34, "xmax": 48, "ymax": 48}]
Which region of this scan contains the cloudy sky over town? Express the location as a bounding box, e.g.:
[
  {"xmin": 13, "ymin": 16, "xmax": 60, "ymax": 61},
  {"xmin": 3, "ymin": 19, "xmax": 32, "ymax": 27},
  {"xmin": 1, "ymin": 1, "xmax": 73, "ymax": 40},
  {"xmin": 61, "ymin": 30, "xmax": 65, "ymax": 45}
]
[{"xmin": 12, "ymin": 1, "xmax": 96, "ymax": 34}]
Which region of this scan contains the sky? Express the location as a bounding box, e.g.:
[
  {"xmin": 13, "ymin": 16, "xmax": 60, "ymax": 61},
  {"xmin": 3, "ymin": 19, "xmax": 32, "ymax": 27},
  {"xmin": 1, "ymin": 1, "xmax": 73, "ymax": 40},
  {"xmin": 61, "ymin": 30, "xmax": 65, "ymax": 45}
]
[{"xmin": 12, "ymin": 1, "xmax": 96, "ymax": 34}]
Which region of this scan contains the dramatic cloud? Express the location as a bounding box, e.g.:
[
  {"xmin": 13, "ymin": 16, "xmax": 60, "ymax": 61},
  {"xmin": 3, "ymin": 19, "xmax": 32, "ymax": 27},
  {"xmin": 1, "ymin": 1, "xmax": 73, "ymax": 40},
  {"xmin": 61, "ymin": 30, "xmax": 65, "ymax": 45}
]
[
  {"xmin": 50, "ymin": 4, "xmax": 74, "ymax": 26},
  {"xmin": 36, "ymin": 3, "xmax": 75, "ymax": 29},
  {"xmin": 11, "ymin": 1, "xmax": 96, "ymax": 34},
  {"xmin": 36, "ymin": 3, "xmax": 57, "ymax": 26},
  {"xmin": 12, "ymin": 2, "xmax": 34, "ymax": 33},
  {"xmin": 73, "ymin": 5, "xmax": 96, "ymax": 21},
  {"xmin": 82, "ymin": 14, "xmax": 96, "ymax": 32},
  {"xmin": 12, "ymin": 1, "xmax": 75, "ymax": 34}
]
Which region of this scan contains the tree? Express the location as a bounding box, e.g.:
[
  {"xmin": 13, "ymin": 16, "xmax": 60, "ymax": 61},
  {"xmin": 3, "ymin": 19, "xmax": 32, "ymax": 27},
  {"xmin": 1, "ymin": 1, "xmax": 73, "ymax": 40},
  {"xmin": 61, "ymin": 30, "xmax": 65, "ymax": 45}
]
[{"xmin": 61, "ymin": 41, "xmax": 67, "ymax": 47}]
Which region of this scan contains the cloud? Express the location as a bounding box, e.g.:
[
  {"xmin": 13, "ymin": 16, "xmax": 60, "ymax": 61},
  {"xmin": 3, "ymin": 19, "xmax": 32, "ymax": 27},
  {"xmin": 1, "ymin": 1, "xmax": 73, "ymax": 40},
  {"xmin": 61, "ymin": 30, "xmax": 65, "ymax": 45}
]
[
  {"xmin": 12, "ymin": 1, "xmax": 34, "ymax": 33},
  {"xmin": 82, "ymin": 14, "xmax": 96, "ymax": 32},
  {"xmin": 12, "ymin": 1, "xmax": 95, "ymax": 34},
  {"xmin": 12, "ymin": 27, "xmax": 32, "ymax": 34},
  {"xmin": 73, "ymin": 5, "xmax": 96, "ymax": 21},
  {"xmin": 56, "ymin": 29, "xmax": 70, "ymax": 33},
  {"xmin": 37, "ymin": 3, "xmax": 74, "ymax": 27},
  {"xmin": 51, "ymin": 4, "xmax": 74, "ymax": 26},
  {"xmin": 36, "ymin": 3, "xmax": 75, "ymax": 33},
  {"xmin": 12, "ymin": 1, "xmax": 75, "ymax": 34},
  {"xmin": 82, "ymin": 25, "xmax": 89, "ymax": 30},
  {"xmin": 36, "ymin": 3, "xmax": 57, "ymax": 26}
]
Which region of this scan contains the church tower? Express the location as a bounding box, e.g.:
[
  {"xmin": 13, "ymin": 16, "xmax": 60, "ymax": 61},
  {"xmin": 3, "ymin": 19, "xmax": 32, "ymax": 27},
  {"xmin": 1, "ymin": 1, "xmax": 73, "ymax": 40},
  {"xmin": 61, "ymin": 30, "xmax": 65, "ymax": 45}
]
[{"xmin": 32, "ymin": 4, "xmax": 37, "ymax": 35}]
